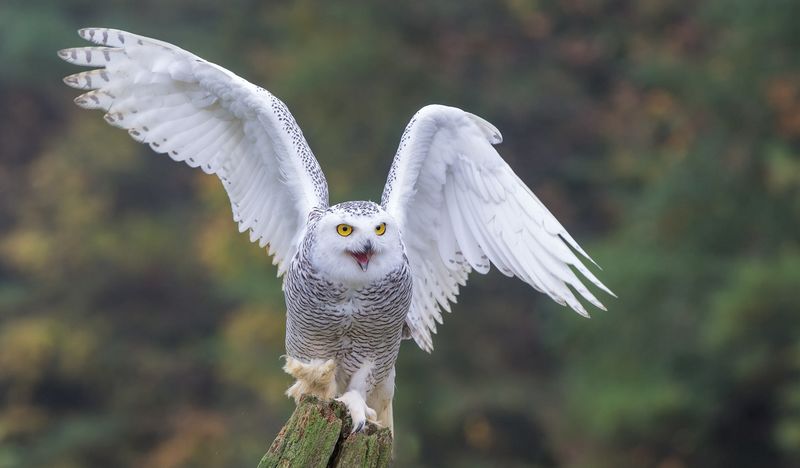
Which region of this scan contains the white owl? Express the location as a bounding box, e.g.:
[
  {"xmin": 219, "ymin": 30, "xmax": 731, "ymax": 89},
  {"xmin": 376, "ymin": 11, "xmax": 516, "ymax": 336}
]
[{"xmin": 60, "ymin": 28, "xmax": 613, "ymax": 434}]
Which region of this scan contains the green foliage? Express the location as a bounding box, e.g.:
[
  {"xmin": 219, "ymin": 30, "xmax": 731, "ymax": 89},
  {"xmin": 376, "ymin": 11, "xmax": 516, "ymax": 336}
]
[{"xmin": 1, "ymin": 0, "xmax": 799, "ymax": 466}]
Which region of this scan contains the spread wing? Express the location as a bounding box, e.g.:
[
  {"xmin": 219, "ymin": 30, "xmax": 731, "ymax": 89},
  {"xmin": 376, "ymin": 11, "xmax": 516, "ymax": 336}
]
[
  {"xmin": 59, "ymin": 28, "xmax": 329, "ymax": 274},
  {"xmin": 382, "ymin": 104, "xmax": 614, "ymax": 352}
]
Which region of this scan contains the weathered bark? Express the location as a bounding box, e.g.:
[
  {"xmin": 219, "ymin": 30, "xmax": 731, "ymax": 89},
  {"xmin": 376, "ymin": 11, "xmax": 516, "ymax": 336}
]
[{"xmin": 258, "ymin": 395, "xmax": 393, "ymax": 468}]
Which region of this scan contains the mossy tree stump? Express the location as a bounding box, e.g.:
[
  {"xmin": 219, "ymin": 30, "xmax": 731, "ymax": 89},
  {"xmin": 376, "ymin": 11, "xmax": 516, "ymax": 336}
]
[{"xmin": 258, "ymin": 395, "xmax": 393, "ymax": 468}]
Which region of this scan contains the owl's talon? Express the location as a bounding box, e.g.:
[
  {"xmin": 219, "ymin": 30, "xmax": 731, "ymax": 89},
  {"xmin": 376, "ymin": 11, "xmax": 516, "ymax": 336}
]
[
  {"xmin": 336, "ymin": 390, "xmax": 376, "ymax": 433},
  {"xmin": 353, "ymin": 420, "xmax": 366, "ymax": 432}
]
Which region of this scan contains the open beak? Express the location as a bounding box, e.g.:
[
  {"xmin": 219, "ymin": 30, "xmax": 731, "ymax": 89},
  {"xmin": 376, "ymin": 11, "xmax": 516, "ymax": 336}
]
[{"xmin": 349, "ymin": 243, "xmax": 373, "ymax": 272}]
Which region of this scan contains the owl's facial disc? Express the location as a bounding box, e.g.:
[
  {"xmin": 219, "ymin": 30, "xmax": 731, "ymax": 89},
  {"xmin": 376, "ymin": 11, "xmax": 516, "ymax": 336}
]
[
  {"xmin": 348, "ymin": 241, "xmax": 374, "ymax": 272},
  {"xmin": 312, "ymin": 201, "xmax": 405, "ymax": 286}
]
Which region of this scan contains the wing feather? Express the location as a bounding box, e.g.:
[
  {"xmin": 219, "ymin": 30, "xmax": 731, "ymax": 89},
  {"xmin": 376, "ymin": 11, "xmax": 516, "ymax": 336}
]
[
  {"xmin": 60, "ymin": 28, "xmax": 329, "ymax": 272},
  {"xmin": 382, "ymin": 104, "xmax": 612, "ymax": 352}
]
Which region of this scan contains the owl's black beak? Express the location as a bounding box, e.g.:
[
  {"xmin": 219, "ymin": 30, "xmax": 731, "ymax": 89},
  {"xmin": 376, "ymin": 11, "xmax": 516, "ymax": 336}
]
[{"xmin": 349, "ymin": 241, "xmax": 373, "ymax": 272}]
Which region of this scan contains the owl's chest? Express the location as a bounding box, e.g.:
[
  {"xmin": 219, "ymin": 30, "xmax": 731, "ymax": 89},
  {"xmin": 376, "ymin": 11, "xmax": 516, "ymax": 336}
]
[
  {"xmin": 283, "ymin": 252, "xmax": 412, "ymax": 360},
  {"xmin": 324, "ymin": 279, "xmax": 409, "ymax": 331},
  {"xmin": 323, "ymin": 292, "xmax": 372, "ymax": 329}
]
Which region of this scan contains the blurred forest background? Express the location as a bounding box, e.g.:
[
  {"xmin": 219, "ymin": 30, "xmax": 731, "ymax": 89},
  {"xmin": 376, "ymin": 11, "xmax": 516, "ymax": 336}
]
[{"xmin": 1, "ymin": 0, "xmax": 800, "ymax": 467}]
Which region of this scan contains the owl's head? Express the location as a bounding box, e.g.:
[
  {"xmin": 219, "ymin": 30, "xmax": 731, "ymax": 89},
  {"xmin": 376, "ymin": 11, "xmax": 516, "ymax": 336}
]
[{"xmin": 309, "ymin": 201, "xmax": 405, "ymax": 286}]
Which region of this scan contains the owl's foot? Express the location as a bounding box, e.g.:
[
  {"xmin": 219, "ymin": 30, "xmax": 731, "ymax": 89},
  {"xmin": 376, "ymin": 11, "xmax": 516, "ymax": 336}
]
[
  {"xmin": 283, "ymin": 356, "xmax": 337, "ymax": 403},
  {"xmin": 336, "ymin": 390, "xmax": 378, "ymax": 432}
]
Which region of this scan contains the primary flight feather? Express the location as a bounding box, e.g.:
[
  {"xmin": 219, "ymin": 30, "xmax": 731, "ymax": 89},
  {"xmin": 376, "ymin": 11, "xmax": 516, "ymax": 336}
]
[{"xmin": 60, "ymin": 28, "xmax": 613, "ymax": 434}]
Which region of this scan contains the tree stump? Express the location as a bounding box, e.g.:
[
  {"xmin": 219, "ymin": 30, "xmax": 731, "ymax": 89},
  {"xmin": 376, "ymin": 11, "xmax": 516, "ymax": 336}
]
[{"xmin": 258, "ymin": 395, "xmax": 393, "ymax": 468}]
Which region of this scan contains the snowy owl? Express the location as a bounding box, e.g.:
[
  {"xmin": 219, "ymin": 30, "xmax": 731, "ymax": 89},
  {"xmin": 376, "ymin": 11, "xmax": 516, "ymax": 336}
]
[{"xmin": 59, "ymin": 28, "xmax": 613, "ymax": 434}]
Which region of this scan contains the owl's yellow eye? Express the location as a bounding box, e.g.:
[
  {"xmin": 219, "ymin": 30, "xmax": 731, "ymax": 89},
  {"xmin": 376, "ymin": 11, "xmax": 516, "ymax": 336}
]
[
  {"xmin": 375, "ymin": 222, "xmax": 386, "ymax": 236},
  {"xmin": 336, "ymin": 224, "xmax": 353, "ymax": 237}
]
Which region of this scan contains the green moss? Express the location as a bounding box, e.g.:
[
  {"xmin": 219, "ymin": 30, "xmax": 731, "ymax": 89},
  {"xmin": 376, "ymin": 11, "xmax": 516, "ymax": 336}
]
[{"xmin": 258, "ymin": 396, "xmax": 392, "ymax": 468}]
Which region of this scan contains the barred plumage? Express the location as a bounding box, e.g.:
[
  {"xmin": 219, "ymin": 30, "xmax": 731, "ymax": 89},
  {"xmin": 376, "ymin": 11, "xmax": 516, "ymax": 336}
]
[{"xmin": 285, "ymin": 209, "xmax": 412, "ymax": 392}]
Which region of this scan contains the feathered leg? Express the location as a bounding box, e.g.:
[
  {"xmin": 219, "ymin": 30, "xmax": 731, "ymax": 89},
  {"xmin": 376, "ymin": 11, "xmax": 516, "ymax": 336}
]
[
  {"xmin": 283, "ymin": 356, "xmax": 337, "ymax": 403},
  {"xmin": 336, "ymin": 361, "xmax": 378, "ymax": 432},
  {"xmin": 367, "ymin": 367, "xmax": 395, "ymax": 435}
]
